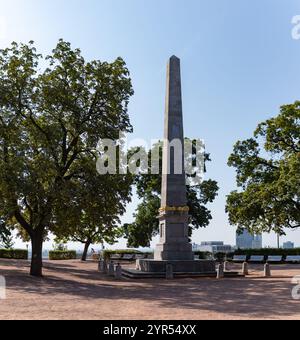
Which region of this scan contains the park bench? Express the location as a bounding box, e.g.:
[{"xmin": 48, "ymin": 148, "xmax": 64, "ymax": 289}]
[
  {"xmin": 232, "ymin": 255, "xmax": 247, "ymax": 263},
  {"xmin": 267, "ymin": 256, "xmax": 283, "ymax": 263},
  {"xmin": 122, "ymin": 254, "xmax": 135, "ymax": 261},
  {"xmin": 248, "ymin": 255, "xmax": 265, "ymax": 263},
  {"xmin": 285, "ymin": 256, "xmax": 300, "ymax": 263},
  {"xmin": 110, "ymin": 254, "xmax": 123, "ymax": 261},
  {"xmin": 109, "ymin": 253, "xmax": 150, "ymax": 262}
]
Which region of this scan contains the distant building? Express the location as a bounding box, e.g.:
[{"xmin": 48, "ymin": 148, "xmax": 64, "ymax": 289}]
[
  {"xmin": 192, "ymin": 243, "xmax": 201, "ymax": 252},
  {"xmin": 252, "ymin": 234, "xmax": 263, "ymax": 249},
  {"xmin": 283, "ymin": 242, "xmax": 294, "ymax": 249},
  {"xmin": 236, "ymin": 230, "xmax": 254, "ymax": 249},
  {"xmin": 236, "ymin": 230, "xmax": 263, "ymax": 249},
  {"xmin": 195, "ymin": 241, "xmax": 232, "ymax": 254}
]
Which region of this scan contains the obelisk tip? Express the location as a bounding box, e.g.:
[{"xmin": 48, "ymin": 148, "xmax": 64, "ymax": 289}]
[{"xmin": 170, "ymin": 55, "xmax": 180, "ymax": 61}]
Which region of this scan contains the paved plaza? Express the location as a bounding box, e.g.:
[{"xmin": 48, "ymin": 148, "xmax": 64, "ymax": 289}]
[{"xmin": 0, "ymin": 259, "xmax": 299, "ymax": 320}]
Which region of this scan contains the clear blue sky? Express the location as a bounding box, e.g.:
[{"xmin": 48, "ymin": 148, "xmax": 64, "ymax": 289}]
[{"xmin": 1, "ymin": 0, "xmax": 300, "ymax": 249}]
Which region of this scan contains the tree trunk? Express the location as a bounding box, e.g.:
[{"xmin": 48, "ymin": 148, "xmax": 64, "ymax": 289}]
[
  {"xmin": 81, "ymin": 241, "xmax": 91, "ymax": 261},
  {"xmin": 30, "ymin": 232, "xmax": 44, "ymax": 277}
]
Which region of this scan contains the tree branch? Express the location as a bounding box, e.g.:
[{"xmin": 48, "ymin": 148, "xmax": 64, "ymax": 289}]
[{"xmin": 14, "ymin": 210, "xmax": 33, "ymax": 237}]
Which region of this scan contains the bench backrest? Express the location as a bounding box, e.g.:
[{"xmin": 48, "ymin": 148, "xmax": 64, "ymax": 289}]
[
  {"xmin": 249, "ymin": 256, "xmax": 264, "ymax": 261},
  {"xmin": 286, "ymin": 256, "xmax": 300, "ymax": 261},
  {"xmin": 233, "ymin": 255, "xmax": 247, "ymax": 261},
  {"xmin": 267, "ymin": 256, "xmax": 282, "ymax": 262}
]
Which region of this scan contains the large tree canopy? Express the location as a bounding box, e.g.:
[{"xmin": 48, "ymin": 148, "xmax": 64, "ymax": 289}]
[
  {"xmin": 0, "ymin": 40, "xmax": 134, "ymax": 276},
  {"xmin": 123, "ymin": 142, "xmax": 219, "ymax": 248},
  {"xmin": 226, "ymin": 101, "xmax": 300, "ymax": 236},
  {"xmin": 53, "ymin": 157, "xmax": 133, "ymax": 261}
]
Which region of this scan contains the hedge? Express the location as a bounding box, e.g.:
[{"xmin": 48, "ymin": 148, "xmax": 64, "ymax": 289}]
[
  {"xmin": 49, "ymin": 250, "xmax": 77, "ymax": 260},
  {"xmin": 232, "ymin": 248, "xmax": 300, "ymax": 258},
  {"xmin": 0, "ymin": 249, "xmax": 28, "ymax": 260},
  {"xmin": 194, "ymin": 251, "xmax": 213, "ymax": 260},
  {"xmin": 194, "ymin": 248, "xmax": 300, "ymax": 262}
]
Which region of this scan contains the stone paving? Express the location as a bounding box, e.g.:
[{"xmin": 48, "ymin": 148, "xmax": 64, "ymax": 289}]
[{"xmin": 0, "ymin": 259, "xmax": 299, "ymax": 320}]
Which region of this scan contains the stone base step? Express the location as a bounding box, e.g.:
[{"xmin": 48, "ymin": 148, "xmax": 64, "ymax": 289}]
[
  {"xmin": 122, "ymin": 269, "xmax": 244, "ymax": 279},
  {"xmin": 224, "ymin": 271, "xmax": 244, "ymax": 278}
]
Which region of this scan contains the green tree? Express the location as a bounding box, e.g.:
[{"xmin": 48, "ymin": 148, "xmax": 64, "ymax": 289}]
[
  {"xmin": 123, "ymin": 142, "xmax": 219, "ymax": 247},
  {"xmin": 226, "ymin": 101, "xmax": 300, "ymax": 236},
  {"xmin": 0, "ymin": 40, "xmax": 134, "ymax": 276},
  {"xmin": 53, "ymin": 158, "xmax": 133, "ymax": 261}
]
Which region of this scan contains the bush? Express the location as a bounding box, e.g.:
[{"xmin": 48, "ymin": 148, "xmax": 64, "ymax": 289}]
[
  {"xmin": 49, "ymin": 250, "xmax": 77, "ymax": 260},
  {"xmin": 0, "ymin": 249, "xmax": 28, "ymax": 260},
  {"xmin": 214, "ymin": 252, "xmax": 229, "ymax": 262},
  {"xmin": 194, "ymin": 251, "xmax": 213, "ymax": 260}
]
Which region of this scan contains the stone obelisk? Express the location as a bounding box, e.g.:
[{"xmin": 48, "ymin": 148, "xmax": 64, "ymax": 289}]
[
  {"xmin": 132, "ymin": 56, "xmax": 216, "ymax": 276},
  {"xmin": 154, "ymin": 56, "xmax": 193, "ymax": 261}
]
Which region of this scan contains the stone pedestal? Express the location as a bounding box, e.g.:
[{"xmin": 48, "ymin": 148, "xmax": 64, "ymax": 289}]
[
  {"xmin": 155, "ymin": 210, "xmax": 193, "ymax": 261},
  {"xmin": 137, "ymin": 259, "xmax": 216, "ymax": 274}
]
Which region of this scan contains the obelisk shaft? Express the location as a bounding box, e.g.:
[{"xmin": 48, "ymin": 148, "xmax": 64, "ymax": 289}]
[
  {"xmin": 154, "ymin": 56, "xmax": 193, "ymax": 262},
  {"xmin": 161, "ymin": 56, "xmax": 187, "ymax": 208}
]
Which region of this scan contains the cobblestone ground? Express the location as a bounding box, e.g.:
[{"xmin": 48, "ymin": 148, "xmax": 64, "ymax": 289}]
[{"xmin": 0, "ymin": 259, "xmax": 299, "ymax": 320}]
